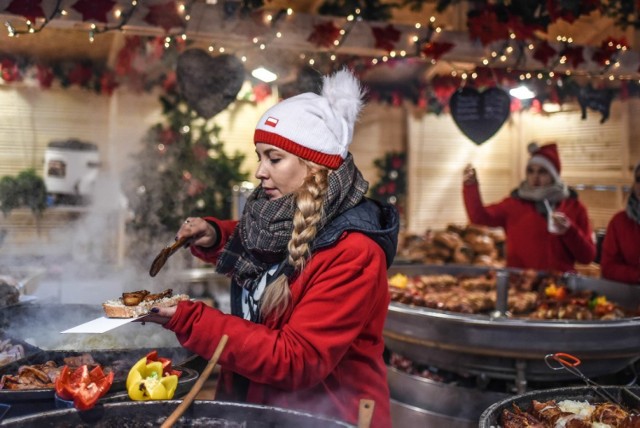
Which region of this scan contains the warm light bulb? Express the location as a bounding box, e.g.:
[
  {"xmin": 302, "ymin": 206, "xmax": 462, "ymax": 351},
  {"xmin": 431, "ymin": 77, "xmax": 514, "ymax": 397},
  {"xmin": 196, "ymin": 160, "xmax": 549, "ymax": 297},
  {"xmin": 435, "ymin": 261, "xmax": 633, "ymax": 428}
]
[{"xmin": 509, "ymin": 85, "xmax": 535, "ymax": 100}]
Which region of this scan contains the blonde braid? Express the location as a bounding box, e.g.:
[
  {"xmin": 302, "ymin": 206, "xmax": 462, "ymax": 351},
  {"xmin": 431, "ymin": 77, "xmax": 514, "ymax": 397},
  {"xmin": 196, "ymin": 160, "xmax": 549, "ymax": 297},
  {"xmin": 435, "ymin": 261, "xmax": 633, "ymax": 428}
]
[{"xmin": 260, "ymin": 162, "xmax": 329, "ymax": 320}]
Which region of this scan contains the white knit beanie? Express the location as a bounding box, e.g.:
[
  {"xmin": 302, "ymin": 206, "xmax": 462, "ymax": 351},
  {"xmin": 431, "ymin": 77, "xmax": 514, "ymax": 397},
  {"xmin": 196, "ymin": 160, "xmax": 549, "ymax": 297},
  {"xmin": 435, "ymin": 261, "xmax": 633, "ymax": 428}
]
[{"xmin": 254, "ymin": 68, "xmax": 365, "ymax": 169}]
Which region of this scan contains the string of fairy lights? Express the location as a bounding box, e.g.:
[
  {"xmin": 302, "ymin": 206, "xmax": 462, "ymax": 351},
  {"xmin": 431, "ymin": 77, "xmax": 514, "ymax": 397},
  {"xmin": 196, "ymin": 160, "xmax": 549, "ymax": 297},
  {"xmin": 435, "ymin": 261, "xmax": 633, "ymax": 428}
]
[{"xmin": 3, "ymin": 1, "xmax": 640, "ymax": 90}]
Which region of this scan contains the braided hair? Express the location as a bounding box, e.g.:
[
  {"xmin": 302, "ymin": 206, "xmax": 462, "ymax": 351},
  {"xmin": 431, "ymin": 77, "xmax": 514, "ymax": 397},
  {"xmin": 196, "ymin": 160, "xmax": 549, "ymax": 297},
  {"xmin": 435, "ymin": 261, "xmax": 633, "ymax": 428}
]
[{"xmin": 260, "ymin": 161, "xmax": 328, "ymax": 320}]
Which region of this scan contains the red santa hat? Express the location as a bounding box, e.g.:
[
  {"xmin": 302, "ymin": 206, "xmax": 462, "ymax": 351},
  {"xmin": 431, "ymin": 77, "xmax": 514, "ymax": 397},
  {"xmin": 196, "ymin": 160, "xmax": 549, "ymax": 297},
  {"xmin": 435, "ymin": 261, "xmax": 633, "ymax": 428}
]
[
  {"xmin": 254, "ymin": 68, "xmax": 365, "ymax": 169},
  {"xmin": 528, "ymin": 142, "xmax": 561, "ymax": 182}
]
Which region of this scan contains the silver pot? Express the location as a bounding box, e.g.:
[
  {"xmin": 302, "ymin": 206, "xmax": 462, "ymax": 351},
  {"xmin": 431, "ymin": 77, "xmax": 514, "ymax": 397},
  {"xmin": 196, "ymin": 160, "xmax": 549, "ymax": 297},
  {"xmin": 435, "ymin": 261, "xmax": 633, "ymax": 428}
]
[
  {"xmin": 0, "ymin": 400, "xmax": 354, "ymax": 427},
  {"xmin": 478, "ymin": 385, "xmax": 640, "ymax": 428}
]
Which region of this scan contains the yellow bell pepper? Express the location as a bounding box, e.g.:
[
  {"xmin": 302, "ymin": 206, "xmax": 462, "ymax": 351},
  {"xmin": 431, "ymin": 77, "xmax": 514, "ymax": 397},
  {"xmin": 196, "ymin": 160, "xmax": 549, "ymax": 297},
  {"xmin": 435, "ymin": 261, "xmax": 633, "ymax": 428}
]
[
  {"xmin": 126, "ymin": 356, "xmax": 179, "ymax": 401},
  {"xmin": 388, "ymin": 273, "xmax": 409, "ymax": 289}
]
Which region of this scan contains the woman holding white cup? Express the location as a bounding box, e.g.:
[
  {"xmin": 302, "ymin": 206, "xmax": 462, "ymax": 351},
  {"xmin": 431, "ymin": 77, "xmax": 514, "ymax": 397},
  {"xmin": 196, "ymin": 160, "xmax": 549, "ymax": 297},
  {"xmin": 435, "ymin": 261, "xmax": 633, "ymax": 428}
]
[{"xmin": 463, "ymin": 142, "xmax": 595, "ymax": 273}]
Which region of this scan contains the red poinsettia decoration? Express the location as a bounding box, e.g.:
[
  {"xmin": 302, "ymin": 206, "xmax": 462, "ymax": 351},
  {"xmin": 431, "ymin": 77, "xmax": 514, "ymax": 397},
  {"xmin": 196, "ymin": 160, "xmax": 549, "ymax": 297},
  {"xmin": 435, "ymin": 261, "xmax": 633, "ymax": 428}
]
[
  {"xmin": 307, "ymin": 21, "xmax": 341, "ymax": 49},
  {"xmin": 506, "ymin": 15, "xmax": 542, "ymax": 41},
  {"xmin": 36, "ymin": 64, "xmax": 54, "ymax": 88},
  {"xmin": 114, "ymin": 36, "xmax": 142, "ymax": 76},
  {"xmin": 546, "ymin": 0, "xmax": 599, "ymax": 25},
  {"xmin": 371, "ymin": 24, "xmax": 401, "ymax": 52},
  {"xmin": 592, "ymin": 37, "xmax": 629, "ymax": 66},
  {"xmin": 533, "ymin": 41, "xmax": 557, "ymax": 66},
  {"xmin": 163, "ymin": 70, "xmax": 177, "ymax": 93},
  {"xmin": 421, "ymin": 41, "xmax": 454, "ymax": 60},
  {"xmin": 72, "ymin": 0, "xmax": 116, "ymax": 23},
  {"xmin": 143, "ymin": 1, "xmax": 184, "ymax": 33},
  {"xmin": 100, "ymin": 70, "xmax": 118, "ymax": 95},
  {"xmin": 467, "ymin": 8, "xmax": 509, "ymax": 46},
  {"xmin": 6, "ymin": 0, "xmax": 45, "ymax": 23},
  {"xmin": 68, "ymin": 63, "xmax": 93, "ymax": 86},
  {"xmin": 0, "ymin": 58, "xmax": 21, "ymax": 83},
  {"xmin": 562, "ymin": 46, "xmax": 585, "ymax": 68},
  {"xmin": 160, "ymin": 127, "xmax": 179, "ymax": 146},
  {"xmin": 430, "ymin": 75, "xmax": 460, "ymax": 106}
]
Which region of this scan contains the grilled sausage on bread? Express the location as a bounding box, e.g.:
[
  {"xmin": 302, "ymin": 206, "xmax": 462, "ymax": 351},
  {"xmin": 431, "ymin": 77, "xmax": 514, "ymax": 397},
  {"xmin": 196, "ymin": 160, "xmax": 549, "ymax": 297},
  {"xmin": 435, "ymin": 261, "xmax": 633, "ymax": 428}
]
[{"xmin": 103, "ymin": 289, "xmax": 189, "ymax": 318}]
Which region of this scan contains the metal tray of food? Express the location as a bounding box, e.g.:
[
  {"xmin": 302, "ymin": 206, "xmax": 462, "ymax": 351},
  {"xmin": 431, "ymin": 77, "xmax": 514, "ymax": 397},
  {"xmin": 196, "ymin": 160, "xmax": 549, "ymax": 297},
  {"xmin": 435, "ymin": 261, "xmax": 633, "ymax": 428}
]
[
  {"xmin": 0, "ymin": 347, "xmax": 197, "ymax": 419},
  {"xmin": 384, "ymin": 264, "xmax": 640, "ymax": 381}
]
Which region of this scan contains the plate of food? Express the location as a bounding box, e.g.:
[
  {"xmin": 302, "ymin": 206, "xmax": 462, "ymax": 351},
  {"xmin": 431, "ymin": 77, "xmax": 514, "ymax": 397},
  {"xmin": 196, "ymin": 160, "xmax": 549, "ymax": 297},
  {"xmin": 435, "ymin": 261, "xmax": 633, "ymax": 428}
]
[{"xmin": 61, "ymin": 289, "xmax": 190, "ymax": 334}]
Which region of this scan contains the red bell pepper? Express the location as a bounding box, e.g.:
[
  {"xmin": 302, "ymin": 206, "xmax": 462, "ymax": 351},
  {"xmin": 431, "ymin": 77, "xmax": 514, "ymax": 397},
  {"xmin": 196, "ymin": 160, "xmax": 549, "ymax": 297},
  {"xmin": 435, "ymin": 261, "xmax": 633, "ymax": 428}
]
[
  {"xmin": 55, "ymin": 365, "xmax": 114, "ymax": 411},
  {"xmin": 145, "ymin": 350, "xmax": 182, "ymax": 378}
]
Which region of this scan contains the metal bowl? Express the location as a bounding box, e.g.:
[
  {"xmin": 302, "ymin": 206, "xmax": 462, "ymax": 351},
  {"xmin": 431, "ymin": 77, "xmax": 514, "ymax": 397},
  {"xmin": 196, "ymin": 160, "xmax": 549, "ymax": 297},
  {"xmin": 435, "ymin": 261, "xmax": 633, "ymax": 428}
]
[
  {"xmin": 0, "ymin": 400, "xmax": 354, "ymax": 427},
  {"xmin": 384, "ymin": 264, "xmax": 640, "ymax": 381},
  {"xmin": 387, "ymin": 365, "xmax": 510, "ymax": 420},
  {"xmin": 478, "ymin": 385, "xmax": 640, "ymax": 428}
]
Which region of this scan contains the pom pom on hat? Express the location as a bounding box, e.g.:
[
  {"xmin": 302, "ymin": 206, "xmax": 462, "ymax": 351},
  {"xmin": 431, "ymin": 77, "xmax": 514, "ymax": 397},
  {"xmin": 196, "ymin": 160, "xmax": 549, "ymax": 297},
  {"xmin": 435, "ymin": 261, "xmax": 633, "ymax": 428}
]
[
  {"xmin": 254, "ymin": 68, "xmax": 365, "ymax": 169},
  {"xmin": 527, "ymin": 141, "xmax": 561, "ymax": 181}
]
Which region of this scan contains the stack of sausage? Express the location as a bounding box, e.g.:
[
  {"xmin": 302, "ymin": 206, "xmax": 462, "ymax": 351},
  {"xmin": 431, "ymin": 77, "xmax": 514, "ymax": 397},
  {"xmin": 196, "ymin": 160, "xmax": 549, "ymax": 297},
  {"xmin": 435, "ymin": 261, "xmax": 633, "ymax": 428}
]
[{"xmin": 398, "ymin": 224, "xmax": 505, "ymax": 267}]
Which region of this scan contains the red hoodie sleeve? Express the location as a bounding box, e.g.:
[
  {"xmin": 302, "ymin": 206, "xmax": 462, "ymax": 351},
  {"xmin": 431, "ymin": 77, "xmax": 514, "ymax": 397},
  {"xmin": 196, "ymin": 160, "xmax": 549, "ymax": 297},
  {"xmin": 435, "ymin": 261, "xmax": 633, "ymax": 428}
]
[
  {"xmin": 189, "ymin": 218, "xmax": 238, "ymax": 263},
  {"xmin": 601, "ymin": 213, "xmax": 640, "ymax": 284},
  {"xmin": 558, "ymin": 201, "xmax": 596, "ymax": 265},
  {"xmin": 164, "ymin": 232, "xmax": 389, "ymax": 391},
  {"xmin": 462, "ymin": 182, "xmax": 508, "ymax": 228}
]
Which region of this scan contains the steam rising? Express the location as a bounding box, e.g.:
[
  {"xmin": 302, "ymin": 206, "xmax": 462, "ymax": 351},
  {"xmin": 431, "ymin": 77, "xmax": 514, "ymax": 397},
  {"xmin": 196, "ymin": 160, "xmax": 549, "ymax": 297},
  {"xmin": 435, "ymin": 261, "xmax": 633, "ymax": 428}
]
[{"xmin": 2, "ymin": 170, "xmax": 198, "ymax": 350}]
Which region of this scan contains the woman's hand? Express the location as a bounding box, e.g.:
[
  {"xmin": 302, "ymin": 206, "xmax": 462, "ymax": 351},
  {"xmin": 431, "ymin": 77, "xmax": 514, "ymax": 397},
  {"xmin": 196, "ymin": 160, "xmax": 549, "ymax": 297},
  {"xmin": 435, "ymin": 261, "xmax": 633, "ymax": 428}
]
[
  {"xmin": 137, "ymin": 306, "xmax": 177, "ymax": 326},
  {"xmin": 549, "ymin": 211, "xmax": 571, "ymax": 235},
  {"xmin": 463, "ymin": 164, "xmax": 478, "ymax": 185},
  {"xmin": 177, "ymin": 217, "xmax": 217, "ymax": 248}
]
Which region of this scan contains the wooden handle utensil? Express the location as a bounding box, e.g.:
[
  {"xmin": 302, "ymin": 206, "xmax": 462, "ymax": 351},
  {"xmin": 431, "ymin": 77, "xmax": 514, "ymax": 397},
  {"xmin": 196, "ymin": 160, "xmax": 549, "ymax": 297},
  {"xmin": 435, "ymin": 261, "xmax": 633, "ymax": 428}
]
[
  {"xmin": 160, "ymin": 334, "xmax": 229, "ymax": 428},
  {"xmin": 357, "ymin": 398, "xmax": 375, "ymax": 428},
  {"xmin": 149, "ymin": 236, "xmax": 190, "ymax": 277}
]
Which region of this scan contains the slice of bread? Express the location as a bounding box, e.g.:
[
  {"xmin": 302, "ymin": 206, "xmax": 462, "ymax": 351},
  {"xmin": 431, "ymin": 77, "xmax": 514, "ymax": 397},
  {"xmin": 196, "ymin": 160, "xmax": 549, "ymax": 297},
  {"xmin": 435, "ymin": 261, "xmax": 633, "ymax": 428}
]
[{"xmin": 103, "ymin": 293, "xmax": 190, "ymax": 318}]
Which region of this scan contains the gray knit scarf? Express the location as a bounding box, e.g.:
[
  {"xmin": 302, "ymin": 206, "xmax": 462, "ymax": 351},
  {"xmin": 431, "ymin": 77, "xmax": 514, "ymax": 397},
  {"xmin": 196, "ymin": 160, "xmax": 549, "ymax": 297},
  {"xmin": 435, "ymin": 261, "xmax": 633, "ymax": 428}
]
[
  {"xmin": 515, "ymin": 180, "xmax": 570, "ymax": 215},
  {"xmin": 217, "ymin": 154, "xmax": 368, "ymax": 290},
  {"xmin": 626, "ymin": 193, "xmax": 640, "ymax": 224}
]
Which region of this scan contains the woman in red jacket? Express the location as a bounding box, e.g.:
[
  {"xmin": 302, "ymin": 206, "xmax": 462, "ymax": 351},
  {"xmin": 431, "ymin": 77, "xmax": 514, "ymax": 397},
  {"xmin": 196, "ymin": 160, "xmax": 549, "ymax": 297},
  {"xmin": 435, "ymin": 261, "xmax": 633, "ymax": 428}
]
[
  {"xmin": 463, "ymin": 142, "xmax": 595, "ymax": 273},
  {"xmin": 145, "ymin": 69, "xmax": 399, "ymax": 427},
  {"xmin": 600, "ymin": 162, "xmax": 640, "ymax": 284}
]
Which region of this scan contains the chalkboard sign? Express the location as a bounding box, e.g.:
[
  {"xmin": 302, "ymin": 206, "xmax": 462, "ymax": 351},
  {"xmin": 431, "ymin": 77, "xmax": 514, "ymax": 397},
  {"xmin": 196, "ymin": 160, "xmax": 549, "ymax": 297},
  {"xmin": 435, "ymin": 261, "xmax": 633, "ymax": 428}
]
[
  {"xmin": 449, "ymin": 87, "xmax": 511, "ymax": 145},
  {"xmin": 577, "ymin": 85, "xmax": 613, "ymax": 124}
]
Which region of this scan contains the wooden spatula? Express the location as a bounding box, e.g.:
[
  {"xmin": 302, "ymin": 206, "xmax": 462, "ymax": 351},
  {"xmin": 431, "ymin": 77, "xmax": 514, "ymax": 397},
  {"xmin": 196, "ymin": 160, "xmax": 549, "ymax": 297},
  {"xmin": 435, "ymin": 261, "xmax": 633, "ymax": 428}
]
[
  {"xmin": 160, "ymin": 334, "xmax": 228, "ymax": 428},
  {"xmin": 358, "ymin": 399, "xmax": 375, "ymax": 428},
  {"xmin": 149, "ymin": 236, "xmax": 190, "ymax": 277}
]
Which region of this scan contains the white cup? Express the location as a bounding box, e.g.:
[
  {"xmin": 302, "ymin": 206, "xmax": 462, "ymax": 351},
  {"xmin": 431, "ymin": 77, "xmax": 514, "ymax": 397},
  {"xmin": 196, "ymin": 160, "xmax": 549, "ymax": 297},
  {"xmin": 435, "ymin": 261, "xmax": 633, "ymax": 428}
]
[{"xmin": 548, "ymin": 212, "xmax": 560, "ymax": 234}]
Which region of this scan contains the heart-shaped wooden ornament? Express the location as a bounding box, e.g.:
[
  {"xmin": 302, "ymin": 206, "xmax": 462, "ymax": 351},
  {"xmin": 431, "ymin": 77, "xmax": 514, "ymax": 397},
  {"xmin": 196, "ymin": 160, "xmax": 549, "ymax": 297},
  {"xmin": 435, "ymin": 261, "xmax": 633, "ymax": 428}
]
[
  {"xmin": 177, "ymin": 49, "xmax": 245, "ymax": 119},
  {"xmin": 449, "ymin": 87, "xmax": 511, "ymax": 145}
]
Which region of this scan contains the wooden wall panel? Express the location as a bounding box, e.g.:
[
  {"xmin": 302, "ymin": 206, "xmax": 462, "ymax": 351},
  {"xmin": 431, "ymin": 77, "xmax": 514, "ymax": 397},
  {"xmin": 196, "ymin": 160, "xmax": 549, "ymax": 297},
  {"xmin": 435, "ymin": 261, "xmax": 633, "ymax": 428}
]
[
  {"xmin": 0, "ymin": 86, "xmax": 109, "ymax": 178},
  {"xmin": 406, "ymin": 111, "xmax": 519, "ymax": 233},
  {"xmin": 351, "ymin": 103, "xmax": 406, "ymax": 187},
  {"xmin": 627, "ymin": 99, "xmax": 640, "ymax": 171}
]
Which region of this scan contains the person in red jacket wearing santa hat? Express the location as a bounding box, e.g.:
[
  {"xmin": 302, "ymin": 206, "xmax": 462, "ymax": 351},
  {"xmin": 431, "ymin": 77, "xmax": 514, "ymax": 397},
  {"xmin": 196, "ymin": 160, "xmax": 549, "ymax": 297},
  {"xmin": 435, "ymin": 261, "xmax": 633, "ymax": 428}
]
[
  {"xmin": 600, "ymin": 161, "xmax": 640, "ymax": 284},
  {"xmin": 463, "ymin": 142, "xmax": 595, "ymax": 273},
  {"xmin": 143, "ymin": 68, "xmax": 399, "ymax": 428}
]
